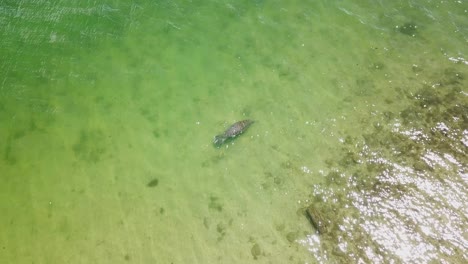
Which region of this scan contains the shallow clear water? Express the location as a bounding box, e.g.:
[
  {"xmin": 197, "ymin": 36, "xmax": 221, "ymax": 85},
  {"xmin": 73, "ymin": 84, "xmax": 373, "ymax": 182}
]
[{"xmin": 0, "ymin": 0, "xmax": 467, "ymax": 263}]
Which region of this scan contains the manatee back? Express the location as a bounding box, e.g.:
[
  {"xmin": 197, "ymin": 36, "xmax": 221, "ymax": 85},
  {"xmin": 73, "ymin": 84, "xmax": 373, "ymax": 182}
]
[{"xmin": 225, "ymin": 120, "xmax": 254, "ymax": 137}]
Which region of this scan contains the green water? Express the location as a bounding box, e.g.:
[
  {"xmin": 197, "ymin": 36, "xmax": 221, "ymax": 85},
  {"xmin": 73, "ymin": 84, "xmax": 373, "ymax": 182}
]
[{"xmin": 1, "ymin": 0, "xmax": 467, "ymax": 263}]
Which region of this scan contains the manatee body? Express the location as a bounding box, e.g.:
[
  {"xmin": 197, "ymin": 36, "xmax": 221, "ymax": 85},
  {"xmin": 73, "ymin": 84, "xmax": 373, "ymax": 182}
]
[{"xmin": 213, "ymin": 120, "xmax": 254, "ymax": 146}]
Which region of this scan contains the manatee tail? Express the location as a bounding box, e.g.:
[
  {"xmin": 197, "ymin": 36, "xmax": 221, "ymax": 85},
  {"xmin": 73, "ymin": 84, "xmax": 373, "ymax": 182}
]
[{"xmin": 213, "ymin": 134, "xmax": 227, "ymax": 146}]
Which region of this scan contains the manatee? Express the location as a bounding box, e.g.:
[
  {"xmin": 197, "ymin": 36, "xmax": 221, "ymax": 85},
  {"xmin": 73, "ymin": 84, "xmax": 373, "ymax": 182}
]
[{"xmin": 213, "ymin": 120, "xmax": 254, "ymax": 147}]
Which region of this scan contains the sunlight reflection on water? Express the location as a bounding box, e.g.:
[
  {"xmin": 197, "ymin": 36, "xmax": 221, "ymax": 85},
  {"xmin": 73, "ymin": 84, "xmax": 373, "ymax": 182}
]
[{"xmin": 301, "ymin": 61, "xmax": 467, "ymax": 262}]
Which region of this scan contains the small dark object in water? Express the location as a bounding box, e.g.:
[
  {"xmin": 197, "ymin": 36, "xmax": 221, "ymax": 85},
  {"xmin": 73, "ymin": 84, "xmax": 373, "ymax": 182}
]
[
  {"xmin": 147, "ymin": 178, "xmax": 159, "ymax": 187},
  {"xmin": 306, "ymin": 204, "xmax": 329, "ymax": 234},
  {"xmin": 398, "ymin": 22, "xmax": 418, "ymax": 36},
  {"xmin": 213, "ymin": 120, "xmax": 254, "ymax": 147}
]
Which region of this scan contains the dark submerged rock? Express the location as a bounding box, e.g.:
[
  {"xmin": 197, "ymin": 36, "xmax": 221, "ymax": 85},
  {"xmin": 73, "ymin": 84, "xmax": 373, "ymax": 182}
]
[{"xmin": 305, "ymin": 204, "xmax": 330, "ymax": 235}]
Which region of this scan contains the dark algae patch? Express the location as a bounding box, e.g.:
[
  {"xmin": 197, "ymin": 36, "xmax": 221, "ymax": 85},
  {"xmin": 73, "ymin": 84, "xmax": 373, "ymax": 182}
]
[
  {"xmin": 251, "ymin": 243, "xmax": 262, "ymax": 260},
  {"xmin": 147, "ymin": 178, "xmax": 159, "ymax": 187},
  {"xmin": 208, "ymin": 195, "xmax": 223, "ymax": 212},
  {"xmin": 72, "ymin": 129, "xmax": 109, "ymax": 163}
]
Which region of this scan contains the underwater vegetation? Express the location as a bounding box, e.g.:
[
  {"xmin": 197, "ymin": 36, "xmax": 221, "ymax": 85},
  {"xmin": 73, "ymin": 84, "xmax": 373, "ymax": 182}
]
[{"xmin": 300, "ymin": 64, "xmax": 467, "ymax": 263}]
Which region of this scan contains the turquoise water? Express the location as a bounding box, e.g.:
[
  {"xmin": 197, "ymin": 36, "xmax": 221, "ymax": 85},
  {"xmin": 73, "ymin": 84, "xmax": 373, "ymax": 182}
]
[{"xmin": 1, "ymin": 0, "xmax": 467, "ymax": 263}]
